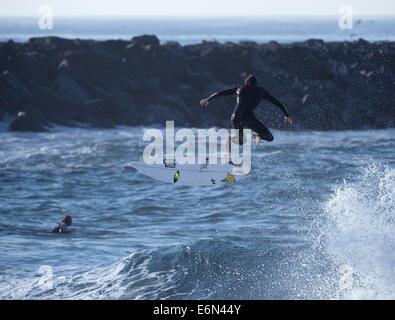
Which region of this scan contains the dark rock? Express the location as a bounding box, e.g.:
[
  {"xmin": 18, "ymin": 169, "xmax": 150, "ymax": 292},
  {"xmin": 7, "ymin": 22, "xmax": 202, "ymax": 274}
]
[
  {"xmin": 127, "ymin": 35, "xmax": 160, "ymax": 50},
  {"xmin": 28, "ymin": 36, "xmax": 76, "ymax": 51},
  {"xmin": 0, "ymin": 70, "xmax": 30, "ymax": 97},
  {"xmin": 9, "ymin": 111, "xmax": 47, "ymax": 132},
  {"xmin": 63, "ymin": 49, "xmax": 91, "ymax": 66},
  {"xmin": 304, "ymin": 39, "xmax": 325, "ymax": 48},
  {"xmin": 1, "ymin": 36, "xmax": 394, "ymax": 132},
  {"xmin": 239, "ymin": 41, "xmax": 258, "ymax": 47},
  {"xmin": 0, "ymin": 39, "xmax": 17, "ymax": 59},
  {"xmin": 265, "ymin": 41, "xmax": 280, "ymax": 53},
  {"xmin": 58, "ymin": 59, "xmax": 68, "ymax": 70},
  {"xmin": 55, "ymin": 74, "xmax": 89, "ymax": 102},
  {"xmin": 90, "ymin": 118, "xmax": 115, "ymax": 129},
  {"xmin": 163, "ymin": 41, "xmax": 182, "ymax": 49}
]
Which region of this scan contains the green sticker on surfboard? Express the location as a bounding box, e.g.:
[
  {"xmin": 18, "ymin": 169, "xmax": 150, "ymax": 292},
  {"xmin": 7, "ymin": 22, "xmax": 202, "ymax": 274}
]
[{"xmin": 173, "ymin": 170, "xmax": 180, "ymax": 183}]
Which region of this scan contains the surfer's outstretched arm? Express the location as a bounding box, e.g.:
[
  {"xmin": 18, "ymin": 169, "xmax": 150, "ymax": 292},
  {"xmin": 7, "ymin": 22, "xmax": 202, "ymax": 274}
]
[
  {"xmin": 200, "ymin": 87, "xmax": 238, "ymax": 107},
  {"xmin": 262, "ymin": 90, "xmax": 289, "ymax": 117},
  {"xmin": 261, "ymin": 90, "xmax": 293, "ymax": 125}
]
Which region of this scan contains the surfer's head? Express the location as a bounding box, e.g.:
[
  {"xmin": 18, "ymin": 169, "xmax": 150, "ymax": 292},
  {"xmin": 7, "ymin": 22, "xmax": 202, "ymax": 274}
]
[
  {"xmin": 244, "ymin": 74, "xmax": 257, "ymax": 86},
  {"xmin": 62, "ymin": 215, "xmax": 72, "ymax": 227}
]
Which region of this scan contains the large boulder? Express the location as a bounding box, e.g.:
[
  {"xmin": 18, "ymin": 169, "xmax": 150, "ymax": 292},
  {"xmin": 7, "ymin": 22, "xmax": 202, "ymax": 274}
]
[
  {"xmin": 130, "ymin": 34, "xmax": 160, "ymax": 47},
  {"xmin": 9, "ymin": 111, "xmax": 48, "ymax": 132},
  {"xmin": 0, "ymin": 70, "xmax": 30, "ymax": 97},
  {"xmin": 126, "ymin": 35, "xmax": 160, "ymax": 53},
  {"xmin": 63, "ymin": 49, "xmax": 91, "ymax": 66},
  {"xmin": 0, "ymin": 39, "xmax": 17, "ymax": 59},
  {"xmin": 28, "ymin": 36, "xmax": 76, "ymax": 51}
]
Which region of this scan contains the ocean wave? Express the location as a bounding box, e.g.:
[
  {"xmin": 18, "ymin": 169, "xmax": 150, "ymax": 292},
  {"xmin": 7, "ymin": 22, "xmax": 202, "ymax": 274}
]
[
  {"xmin": 0, "ymin": 128, "xmax": 393, "ymax": 300},
  {"xmin": 0, "ymin": 237, "xmax": 354, "ymax": 300},
  {"xmin": 323, "ymin": 163, "xmax": 395, "ymax": 299}
]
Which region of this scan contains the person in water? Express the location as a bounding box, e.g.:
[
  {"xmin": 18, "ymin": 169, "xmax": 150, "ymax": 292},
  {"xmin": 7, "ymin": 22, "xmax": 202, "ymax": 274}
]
[
  {"xmin": 51, "ymin": 215, "xmax": 72, "ymax": 233},
  {"xmin": 200, "ymin": 75, "xmax": 292, "ymax": 148}
]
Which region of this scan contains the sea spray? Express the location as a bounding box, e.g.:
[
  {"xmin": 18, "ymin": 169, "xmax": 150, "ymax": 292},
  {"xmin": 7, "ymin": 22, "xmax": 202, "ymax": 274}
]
[{"xmin": 324, "ymin": 163, "xmax": 394, "ymax": 299}]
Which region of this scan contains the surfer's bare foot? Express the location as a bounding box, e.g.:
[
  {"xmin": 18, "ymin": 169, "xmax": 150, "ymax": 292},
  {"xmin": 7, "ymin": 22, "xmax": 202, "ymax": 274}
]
[{"xmin": 252, "ymin": 134, "xmax": 261, "ymax": 146}]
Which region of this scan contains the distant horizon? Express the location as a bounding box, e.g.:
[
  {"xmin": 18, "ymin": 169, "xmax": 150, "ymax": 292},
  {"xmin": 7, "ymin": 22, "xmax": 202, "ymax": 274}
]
[
  {"xmin": 2, "ymin": 10, "xmax": 394, "ymax": 44},
  {"xmin": 1, "ymin": 0, "xmax": 394, "ymax": 16},
  {"xmin": 1, "ymin": 14, "xmax": 395, "ymax": 18}
]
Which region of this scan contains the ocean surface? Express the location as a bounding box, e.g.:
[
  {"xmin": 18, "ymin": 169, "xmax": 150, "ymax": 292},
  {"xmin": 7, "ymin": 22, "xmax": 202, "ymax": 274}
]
[
  {"xmin": 1, "ymin": 16, "xmax": 395, "ymax": 44},
  {"xmin": 0, "ymin": 124, "xmax": 394, "ymax": 299}
]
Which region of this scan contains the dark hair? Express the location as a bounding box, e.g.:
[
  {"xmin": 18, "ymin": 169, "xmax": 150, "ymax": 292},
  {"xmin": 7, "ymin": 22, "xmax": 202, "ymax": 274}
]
[
  {"xmin": 245, "ymin": 74, "xmax": 257, "ymax": 86},
  {"xmin": 62, "ymin": 215, "xmax": 72, "ymax": 226}
]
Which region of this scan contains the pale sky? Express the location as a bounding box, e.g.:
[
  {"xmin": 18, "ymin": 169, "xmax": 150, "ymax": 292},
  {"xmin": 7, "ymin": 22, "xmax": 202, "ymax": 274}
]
[{"xmin": 0, "ymin": 0, "xmax": 394, "ymax": 16}]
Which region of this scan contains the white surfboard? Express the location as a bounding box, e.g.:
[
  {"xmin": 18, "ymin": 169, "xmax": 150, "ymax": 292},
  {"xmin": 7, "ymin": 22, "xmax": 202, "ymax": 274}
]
[{"xmin": 131, "ymin": 156, "xmax": 248, "ymax": 186}]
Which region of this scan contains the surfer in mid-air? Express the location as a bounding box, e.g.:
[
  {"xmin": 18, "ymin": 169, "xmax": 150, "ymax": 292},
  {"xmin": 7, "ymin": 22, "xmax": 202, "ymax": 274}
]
[{"xmin": 200, "ymin": 75, "xmax": 292, "ymax": 148}]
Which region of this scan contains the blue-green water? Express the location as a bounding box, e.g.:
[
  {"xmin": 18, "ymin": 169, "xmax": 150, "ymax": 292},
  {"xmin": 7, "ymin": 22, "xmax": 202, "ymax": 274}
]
[
  {"xmin": 1, "ymin": 16, "xmax": 395, "ymax": 44},
  {"xmin": 0, "ymin": 126, "xmax": 394, "ymax": 299}
]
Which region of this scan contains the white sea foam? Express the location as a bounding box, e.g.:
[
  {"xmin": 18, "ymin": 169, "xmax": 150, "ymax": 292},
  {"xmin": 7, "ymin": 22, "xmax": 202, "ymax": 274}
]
[{"xmin": 324, "ymin": 164, "xmax": 395, "ymax": 299}]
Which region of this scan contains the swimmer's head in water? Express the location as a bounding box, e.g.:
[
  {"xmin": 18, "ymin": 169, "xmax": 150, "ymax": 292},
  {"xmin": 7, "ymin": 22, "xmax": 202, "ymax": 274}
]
[
  {"xmin": 244, "ymin": 74, "xmax": 257, "ymax": 86},
  {"xmin": 62, "ymin": 215, "xmax": 72, "ymax": 226}
]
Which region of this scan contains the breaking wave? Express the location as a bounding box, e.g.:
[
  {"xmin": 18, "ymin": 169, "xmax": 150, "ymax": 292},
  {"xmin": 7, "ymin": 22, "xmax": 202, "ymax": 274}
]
[{"xmin": 323, "ymin": 164, "xmax": 394, "ymax": 299}]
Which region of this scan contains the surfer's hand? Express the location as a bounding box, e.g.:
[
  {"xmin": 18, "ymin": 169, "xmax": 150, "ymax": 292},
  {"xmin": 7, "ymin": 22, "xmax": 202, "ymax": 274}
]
[
  {"xmin": 284, "ymin": 116, "xmax": 293, "ymax": 126},
  {"xmin": 200, "ymin": 99, "xmax": 209, "ymax": 107}
]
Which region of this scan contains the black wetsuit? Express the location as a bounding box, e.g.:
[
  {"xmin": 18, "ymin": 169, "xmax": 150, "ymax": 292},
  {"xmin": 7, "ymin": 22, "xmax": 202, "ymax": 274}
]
[
  {"xmin": 207, "ymin": 85, "xmax": 289, "ymax": 144},
  {"xmin": 51, "ymin": 222, "xmax": 70, "ymax": 233}
]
